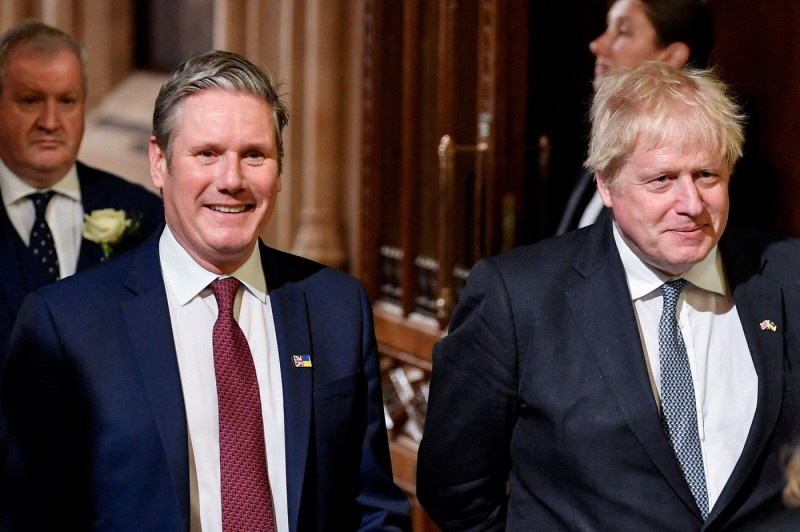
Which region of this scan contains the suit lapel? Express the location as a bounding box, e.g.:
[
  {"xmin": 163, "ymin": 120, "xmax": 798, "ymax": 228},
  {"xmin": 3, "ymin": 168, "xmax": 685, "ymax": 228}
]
[
  {"xmin": 263, "ymin": 245, "xmax": 313, "ymax": 532},
  {"xmin": 76, "ymin": 234, "xmax": 104, "ymax": 270},
  {"xmin": 120, "ymin": 233, "xmax": 190, "ymax": 531},
  {"xmin": 566, "ymin": 220, "xmax": 703, "ymax": 516},
  {"xmin": 708, "ymin": 233, "xmax": 784, "ymax": 520},
  {"xmin": 76, "ymin": 163, "xmax": 109, "ymax": 269}
]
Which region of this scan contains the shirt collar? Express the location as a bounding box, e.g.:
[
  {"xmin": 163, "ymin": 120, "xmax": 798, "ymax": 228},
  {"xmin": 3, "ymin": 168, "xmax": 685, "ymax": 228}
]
[
  {"xmin": 159, "ymin": 225, "xmax": 268, "ymax": 306},
  {"xmin": 612, "ymin": 221, "xmax": 727, "ymax": 301},
  {"xmin": 0, "ymin": 157, "xmax": 81, "ymax": 207}
]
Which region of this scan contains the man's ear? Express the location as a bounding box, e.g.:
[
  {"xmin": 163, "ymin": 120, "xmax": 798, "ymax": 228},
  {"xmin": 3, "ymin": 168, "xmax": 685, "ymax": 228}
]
[
  {"xmin": 595, "ymin": 171, "xmax": 614, "ymax": 208},
  {"xmin": 659, "ymin": 42, "xmax": 691, "ymax": 68},
  {"xmin": 149, "ymin": 136, "xmax": 166, "ymax": 190}
]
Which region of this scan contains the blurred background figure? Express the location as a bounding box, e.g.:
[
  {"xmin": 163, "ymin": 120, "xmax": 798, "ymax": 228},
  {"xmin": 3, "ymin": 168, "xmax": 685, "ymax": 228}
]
[
  {"xmin": 557, "ymin": 0, "xmax": 714, "ymax": 235},
  {"xmin": 0, "ymin": 20, "xmax": 164, "ymax": 357},
  {"xmin": 590, "ymin": 0, "xmax": 713, "ymax": 89},
  {"xmin": 725, "ymin": 444, "xmax": 800, "ymax": 530},
  {"xmin": 783, "ymin": 445, "xmax": 800, "ymax": 509}
]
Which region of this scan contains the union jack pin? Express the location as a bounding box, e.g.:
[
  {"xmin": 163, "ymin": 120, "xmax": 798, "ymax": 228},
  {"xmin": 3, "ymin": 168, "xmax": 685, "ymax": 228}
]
[
  {"xmin": 760, "ymin": 319, "xmax": 777, "ymax": 332},
  {"xmin": 293, "ymin": 354, "xmax": 312, "ymax": 368}
]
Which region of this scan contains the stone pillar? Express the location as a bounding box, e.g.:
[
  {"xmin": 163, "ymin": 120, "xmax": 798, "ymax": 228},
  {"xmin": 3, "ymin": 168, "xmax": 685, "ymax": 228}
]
[
  {"xmin": 0, "ymin": 1, "xmax": 33, "ymax": 33},
  {"xmin": 290, "ymin": 0, "xmax": 347, "ymax": 269},
  {"xmin": 40, "ymin": 0, "xmax": 73, "ymax": 29}
]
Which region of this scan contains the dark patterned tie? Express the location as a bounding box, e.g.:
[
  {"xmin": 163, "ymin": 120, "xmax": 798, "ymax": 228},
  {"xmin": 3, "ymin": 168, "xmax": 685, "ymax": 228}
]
[
  {"xmin": 210, "ymin": 277, "xmax": 276, "ymax": 531},
  {"xmin": 28, "ymin": 192, "xmax": 59, "ymax": 283},
  {"xmin": 659, "ymin": 279, "xmax": 709, "ymax": 520}
]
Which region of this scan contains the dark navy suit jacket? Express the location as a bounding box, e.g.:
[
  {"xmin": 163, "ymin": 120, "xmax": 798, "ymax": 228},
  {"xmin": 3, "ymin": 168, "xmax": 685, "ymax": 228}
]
[
  {"xmin": 0, "ymin": 161, "xmax": 164, "ymax": 357},
  {"xmin": 2, "ymin": 230, "xmax": 411, "ymax": 531},
  {"xmin": 418, "ymin": 218, "xmax": 800, "ymax": 531}
]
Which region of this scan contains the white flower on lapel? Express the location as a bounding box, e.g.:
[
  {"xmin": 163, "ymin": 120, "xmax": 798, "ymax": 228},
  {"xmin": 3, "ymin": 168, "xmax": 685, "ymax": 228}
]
[{"xmin": 82, "ymin": 208, "xmax": 140, "ymax": 259}]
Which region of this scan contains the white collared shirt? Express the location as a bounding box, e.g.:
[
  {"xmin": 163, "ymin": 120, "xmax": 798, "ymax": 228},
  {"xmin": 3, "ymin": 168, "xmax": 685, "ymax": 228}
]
[
  {"xmin": 160, "ymin": 226, "xmax": 289, "ymax": 532},
  {"xmin": 577, "ymin": 190, "xmax": 604, "ymax": 229},
  {"xmin": 612, "ymin": 223, "xmax": 757, "ymax": 510},
  {"xmin": 0, "ymin": 158, "xmax": 83, "ymax": 278}
]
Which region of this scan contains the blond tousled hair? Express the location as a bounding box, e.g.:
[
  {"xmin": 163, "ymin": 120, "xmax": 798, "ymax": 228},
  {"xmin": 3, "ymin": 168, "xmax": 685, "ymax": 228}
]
[{"xmin": 585, "ymin": 62, "xmax": 745, "ymax": 190}]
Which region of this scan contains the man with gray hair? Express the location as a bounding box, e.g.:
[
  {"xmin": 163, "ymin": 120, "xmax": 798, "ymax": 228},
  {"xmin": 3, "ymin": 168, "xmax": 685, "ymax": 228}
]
[
  {"xmin": 0, "ymin": 20, "xmax": 164, "ymax": 357},
  {"xmin": 418, "ymin": 62, "xmax": 800, "ymax": 530},
  {"xmin": 3, "ymin": 50, "xmax": 410, "ymax": 531}
]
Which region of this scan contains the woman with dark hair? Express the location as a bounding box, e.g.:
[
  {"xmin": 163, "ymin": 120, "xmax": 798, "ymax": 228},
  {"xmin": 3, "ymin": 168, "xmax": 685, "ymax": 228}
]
[
  {"xmin": 558, "ymin": 0, "xmax": 716, "ymax": 235},
  {"xmin": 589, "ymin": 0, "xmax": 713, "ymax": 91}
]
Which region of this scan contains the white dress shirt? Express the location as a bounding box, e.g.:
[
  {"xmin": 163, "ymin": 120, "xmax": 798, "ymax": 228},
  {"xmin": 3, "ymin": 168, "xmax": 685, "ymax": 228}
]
[
  {"xmin": 612, "ymin": 223, "xmax": 758, "ymax": 510},
  {"xmin": 160, "ymin": 226, "xmax": 289, "ymax": 532},
  {"xmin": 577, "ymin": 190, "xmax": 605, "ymax": 229},
  {"xmin": 0, "ymin": 158, "xmax": 83, "ymax": 278}
]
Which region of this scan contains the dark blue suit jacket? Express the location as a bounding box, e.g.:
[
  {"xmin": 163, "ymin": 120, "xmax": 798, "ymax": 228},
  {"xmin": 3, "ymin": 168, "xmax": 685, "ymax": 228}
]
[
  {"xmin": 417, "ymin": 218, "xmax": 800, "ymax": 531},
  {"xmin": 0, "ymin": 161, "xmax": 164, "ymax": 357},
  {"xmin": 2, "ymin": 230, "xmax": 411, "ymax": 531}
]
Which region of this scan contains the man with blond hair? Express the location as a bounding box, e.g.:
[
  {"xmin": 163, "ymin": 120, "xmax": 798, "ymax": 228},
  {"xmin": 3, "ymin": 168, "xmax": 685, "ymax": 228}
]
[{"xmin": 418, "ymin": 63, "xmax": 800, "ymax": 530}]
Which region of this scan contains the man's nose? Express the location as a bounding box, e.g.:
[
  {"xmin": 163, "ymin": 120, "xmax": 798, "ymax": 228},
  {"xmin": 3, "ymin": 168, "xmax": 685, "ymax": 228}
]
[
  {"xmin": 36, "ymin": 100, "xmax": 59, "ymax": 131},
  {"xmin": 216, "ymin": 155, "xmax": 245, "ymax": 192},
  {"xmin": 674, "ymin": 178, "xmax": 704, "ymax": 216}
]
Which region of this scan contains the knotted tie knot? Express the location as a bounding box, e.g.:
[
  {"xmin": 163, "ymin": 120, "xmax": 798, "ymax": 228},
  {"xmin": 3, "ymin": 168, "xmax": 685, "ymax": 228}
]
[
  {"xmin": 661, "ymin": 278, "xmax": 687, "ymax": 314},
  {"xmin": 30, "ymin": 191, "xmax": 56, "ymax": 217},
  {"xmin": 211, "ymin": 277, "xmax": 240, "ymax": 316}
]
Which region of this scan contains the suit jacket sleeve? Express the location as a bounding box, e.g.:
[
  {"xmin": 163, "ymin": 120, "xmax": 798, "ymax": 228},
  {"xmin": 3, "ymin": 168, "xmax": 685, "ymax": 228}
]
[
  {"xmin": 417, "ymin": 258, "xmax": 518, "ymax": 531},
  {"xmin": 353, "ymin": 283, "xmax": 413, "ymax": 531}
]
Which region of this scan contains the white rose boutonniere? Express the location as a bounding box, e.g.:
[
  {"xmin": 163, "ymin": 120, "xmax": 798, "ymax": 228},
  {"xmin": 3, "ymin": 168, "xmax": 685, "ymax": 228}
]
[{"xmin": 82, "ymin": 208, "xmax": 141, "ymax": 259}]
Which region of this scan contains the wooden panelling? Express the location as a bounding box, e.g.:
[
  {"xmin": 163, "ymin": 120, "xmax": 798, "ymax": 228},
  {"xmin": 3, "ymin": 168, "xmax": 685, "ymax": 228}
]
[{"xmin": 708, "ymin": 0, "xmax": 800, "ymax": 236}]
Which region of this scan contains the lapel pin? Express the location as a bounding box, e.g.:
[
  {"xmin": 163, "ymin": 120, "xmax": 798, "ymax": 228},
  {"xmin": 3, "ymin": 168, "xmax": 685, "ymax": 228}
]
[
  {"xmin": 760, "ymin": 319, "xmax": 777, "ymax": 332},
  {"xmin": 293, "ymin": 354, "xmax": 312, "ymax": 368}
]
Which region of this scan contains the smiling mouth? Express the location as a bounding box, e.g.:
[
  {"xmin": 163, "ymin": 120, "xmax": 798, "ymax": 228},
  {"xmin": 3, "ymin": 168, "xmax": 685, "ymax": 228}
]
[
  {"xmin": 209, "ymin": 205, "xmax": 250, "ymax": 213},
  {"xmin": 669, "ymin": 226, "xmax": 706, "ymax": 236}
]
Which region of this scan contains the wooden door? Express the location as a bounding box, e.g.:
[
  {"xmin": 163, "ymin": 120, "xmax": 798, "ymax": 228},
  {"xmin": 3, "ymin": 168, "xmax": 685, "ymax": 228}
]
[{"xmin": 360, "ymin": 0, "xmax": 530, "ymax": 528}]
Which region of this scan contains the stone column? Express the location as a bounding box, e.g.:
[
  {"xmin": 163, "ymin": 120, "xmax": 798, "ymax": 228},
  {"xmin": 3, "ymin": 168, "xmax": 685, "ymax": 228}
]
[{"xmin": 290, "ymin": 0, "xmax": 347, "ymax": 269}]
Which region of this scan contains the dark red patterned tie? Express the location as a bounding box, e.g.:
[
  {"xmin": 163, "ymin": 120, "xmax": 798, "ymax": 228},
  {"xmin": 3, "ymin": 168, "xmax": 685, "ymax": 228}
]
[{"xmin": 210, "ymin": 277, "xmax": 276, "ymax": 531}]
